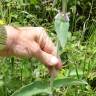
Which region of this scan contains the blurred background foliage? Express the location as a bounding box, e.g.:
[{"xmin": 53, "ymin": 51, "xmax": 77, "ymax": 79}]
[{"xmin": 0, "ymin": 0, "xmax": 96, "ymax": 96}]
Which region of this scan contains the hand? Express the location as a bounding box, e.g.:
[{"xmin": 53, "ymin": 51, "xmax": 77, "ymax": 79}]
[{"xmin": 0, "ymin": 25, "xmax": 62, "ymax": 72}]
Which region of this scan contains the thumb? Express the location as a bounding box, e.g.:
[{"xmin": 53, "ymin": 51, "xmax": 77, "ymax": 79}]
[
  {"xmin": 25, "ymin": 41, "xmax": 62, "ymax": 69},
  {"xmin": 38, "ymin": 50, "xmax": 62, "ymax": 69},
  {"xmin": 40, "ymin": 51, "xmax": 58, "ymax": 66}
]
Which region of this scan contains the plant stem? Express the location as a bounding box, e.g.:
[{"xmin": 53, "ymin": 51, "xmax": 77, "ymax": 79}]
[
  {"xmin": 49, "ymin": 0, "xmax": 68, "ymax": 95},
  {"xmin": 62, "ymin": 0, "xmax": 67, "ymax": 14},
  {"xmin": 53, "ymin": 0, "xmax": 57, "ymax": 7},
  {"xmin": 75, "ymin": 63, "xmax": 80, "ymax": 79},
  {"xmin": 11, "ymin": 57, "xmax": 14, "ymax": 77},
  {"xmin": 49, "ymin": 68, "xmax": 55, "ymax": 96},
  {"xmin": 49, "ymin": 39, "xmax": 60, "ymax": 96}
]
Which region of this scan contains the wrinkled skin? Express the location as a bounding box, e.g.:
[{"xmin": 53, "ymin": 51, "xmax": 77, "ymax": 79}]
[{"xmin": 0, "ymin": 25, "xmax": 62, "ymax": 75}]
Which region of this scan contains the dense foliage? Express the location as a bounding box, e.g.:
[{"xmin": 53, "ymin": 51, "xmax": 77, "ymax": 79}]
[{"xmin": 0, "ymin": 0, "xmax": 96, "ymax": 96}]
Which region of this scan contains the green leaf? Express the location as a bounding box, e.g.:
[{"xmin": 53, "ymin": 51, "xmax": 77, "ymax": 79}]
[
  {"xmin": 54, "ymin": 13, "xmax": 69, "ymax": 48},
  {"xmin": 70, "ymin": 6, "xmax": 76, "ymax": 14},
  {"xmin": 53, "ymin": 78, "xmax": 87, "ymax": 88},
  {"xmin": 0, "ymin": 80, "xmax": 4, "ymax": 87},
  {"xmin": 69, "ymin": 69, "xmax": 83, "ymax": 76},
  {"xmin": 30, "ymin": 0, "xmax": 38, "ymax": 5},
  {"xmin": 11, "ymin": 80, "xmax": 51, "ymax": 96},
  {"xmin": 11, "ymin": 78, "xmax": 87, "ymax": 96}
]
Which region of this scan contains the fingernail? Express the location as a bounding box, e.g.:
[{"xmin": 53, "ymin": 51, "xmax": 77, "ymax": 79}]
[{"xmin": 50, "ymin": 56, "xmax": 58, "ymax": 66}]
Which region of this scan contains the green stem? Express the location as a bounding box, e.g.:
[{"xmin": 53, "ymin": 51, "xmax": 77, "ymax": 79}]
[
  {"xmin": 62, "ymin": 0, "xmax": 67, "ymax": 14},
  {"xmin": 11, "ymin": 57, "xmax": 14, "ymax": 77},
  {"xmin": 75, "ymin": 63, "xmax": 80, "ymax": 79},
  {"xmin": 53, "ymin": 0, "xmax": 58, "ymax": 7},
  {"xmin": 3, "ymin": 76, "xmax": 7, "ymax": 96}
]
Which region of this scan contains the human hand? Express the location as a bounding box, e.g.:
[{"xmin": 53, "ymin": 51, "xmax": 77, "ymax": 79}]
[{"xmin": 0, "ymin": 25, "xmax": 62, "ymax": 73}]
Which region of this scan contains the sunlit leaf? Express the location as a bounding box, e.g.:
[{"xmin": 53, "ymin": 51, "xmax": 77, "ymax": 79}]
[
  {"xmin": 69, "ymin": 69, "xmax": 83, "ymax": 76},
  {"xmin": 0, "ymin": 20, "xmax": 5, "ymax": 25}
]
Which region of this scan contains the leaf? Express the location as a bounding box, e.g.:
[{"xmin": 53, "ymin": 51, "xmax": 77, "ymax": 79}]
[
  {"xmin": 69, "ymin": 69, "xmax": 83, "ymax": 76},
  {"xmin": 30, "ymin": 0, "xmax": 38, "ymax": 5},
  {"xmin": 0, "ymin": 19, "xmax": 5, "ymax": 25},
  {"xmin": 11, "ymin": 78, "xmax": 87, "ymax": 96},
  {"xmin": 11, "ymin": 80, "xmax": 51, "ymax": 96},
  {"xmin": 70, "ymin": 6, "xmax": 76, "ymax": 14},
  {"xmin": 88, "ymin": 71, "xmax": 96, "ymax": 80},
  {"xmin": 0, "ymin": 80, "xmax": 4, "ymax": 87},
  {"xmin": 54, "ymin": 12, "xmax": 69, "ymax": 48},
  {"xmin": 53, "ymin": 78, "xmax": 87, "ymax": 88}
]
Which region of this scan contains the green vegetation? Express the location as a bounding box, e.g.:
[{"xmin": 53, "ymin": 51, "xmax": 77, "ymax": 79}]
[{"xmin": 0, "ymin": 0, "xmax": 96, "ymax": 96}]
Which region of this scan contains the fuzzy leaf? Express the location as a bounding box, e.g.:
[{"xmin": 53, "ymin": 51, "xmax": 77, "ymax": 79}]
[
  {"xmin": 53, "ymin": 78, "xmax": 87, "ymax": 88},
  {"xmin": 11, "ymin": 80, "xmax": 51, "ymax": 96},
  {"xmin": 11, "ymin": 78, "xmax": 87, "ymax": 96},
  {"xmin": 54, "ymin": 13, "xmax": 69, "ymax": 48}
]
